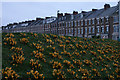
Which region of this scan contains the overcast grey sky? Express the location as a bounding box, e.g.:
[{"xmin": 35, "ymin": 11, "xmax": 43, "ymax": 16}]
[{"xmin": 2, "ymin": 2, "xmax": 118, "ymax": 26}]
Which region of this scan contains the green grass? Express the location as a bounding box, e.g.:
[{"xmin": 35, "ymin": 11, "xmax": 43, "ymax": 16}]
[{"xmin": 2, "ymin": 33, "xmax": 120, "ymax": 79}]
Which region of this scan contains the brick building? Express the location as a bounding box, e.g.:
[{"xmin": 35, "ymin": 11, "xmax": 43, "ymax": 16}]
[{"xmin": 2, "ymin": 3, "xmax": 120, "ymax": 40}]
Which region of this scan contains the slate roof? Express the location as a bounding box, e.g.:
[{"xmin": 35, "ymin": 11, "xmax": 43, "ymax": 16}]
[
  {"xmin": 3, "ymin": 3, "xmax": 118, "ymax": 29},
  {"xmin": 97, "ymin": 5, "xmax": 118, "ymax": 18}
]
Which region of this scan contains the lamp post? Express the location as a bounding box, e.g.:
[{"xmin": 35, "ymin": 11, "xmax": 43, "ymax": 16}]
[{"xmin": 118, "ymin": 0, "xmax": 120, "ymax": 41}]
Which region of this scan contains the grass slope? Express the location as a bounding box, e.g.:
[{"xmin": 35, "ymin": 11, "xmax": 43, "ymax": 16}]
[{"xmin": 2, "ymin": 33, "xmax": 120, "ymax": 79}]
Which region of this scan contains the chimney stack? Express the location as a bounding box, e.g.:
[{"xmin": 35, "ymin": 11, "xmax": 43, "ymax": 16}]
[
  {"xmin": 57, "ymin": 13, "xmax": 63, "ymax": 18},
  {"xmin": 73, "ymin": 11, "xmax": 78, "ymax": 15},
  {"xmin": 64, "ymin": 13, "xmax": 71, "ymax": 16},
  {"xmin": 36, "ymin": 18, "xmax": 44, "ymax": 20},
  {"xmin": 81, "ymin": 11, "xmax": 87, "ymax": 13},
  {"xmin": 104, "ymin": 4, "xmax": 110, "ymax": 10},
  {"xmin": 45, "ymin": 17, "xmax": 51, "ymax": 19},
  {"xmin": 92, "ymin": 9, "xmax": 97, "ymax": 12}
]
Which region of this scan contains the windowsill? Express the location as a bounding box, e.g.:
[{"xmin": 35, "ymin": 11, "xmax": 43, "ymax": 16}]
[{"xmin": 113, "ymin": 21, "xmax": 119, "ymax": 23}]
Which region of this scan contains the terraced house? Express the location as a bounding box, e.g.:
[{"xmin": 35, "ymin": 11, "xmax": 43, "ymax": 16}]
[{"xmin": 2, "ymin": 2, "xmax": 120, "ymax": 41}]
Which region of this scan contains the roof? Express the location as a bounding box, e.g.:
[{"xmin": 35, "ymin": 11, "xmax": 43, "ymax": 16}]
[{"xmin": 97, "ymin": 5, "xmax": 118, "ymax": 18}]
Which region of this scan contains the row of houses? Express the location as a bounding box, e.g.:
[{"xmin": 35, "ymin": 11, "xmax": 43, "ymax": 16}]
[{"xmin": 2, "ymin": 3, "xmax": 120, "ymax": 41}]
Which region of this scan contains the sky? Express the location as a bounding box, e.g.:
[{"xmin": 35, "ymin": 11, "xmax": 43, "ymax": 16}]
[{"xmin": 2, "ymin": 2, "xmax": 118, "ymax": 26}]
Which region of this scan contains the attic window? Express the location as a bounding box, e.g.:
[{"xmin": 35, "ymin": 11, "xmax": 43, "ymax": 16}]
[{"xmin": 13, "ymin": 25, "xmax": 17, "ymax": 28}]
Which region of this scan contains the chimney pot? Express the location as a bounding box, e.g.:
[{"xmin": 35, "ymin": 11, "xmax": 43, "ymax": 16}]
[
  {"xmin": 81, "ymin": 11, "xmax": 87, "ymax": 13},
  {"xmin": 57, "ymin": 13, "xmax": 63, "ymax": 18},
  {"xmin": 104, "ymin": 4, "xmax": 110, "ymax": 10},
  {"xmin": 92, "ymin": 9, "xmax": 97, "ymax": 12},
  {"xmin": 73, "ymin": 11, "xmax": 78, "ymax": 15},
  {"xmin": 64, "ymin": 13, "xmax": 71, "ymax": 16}
]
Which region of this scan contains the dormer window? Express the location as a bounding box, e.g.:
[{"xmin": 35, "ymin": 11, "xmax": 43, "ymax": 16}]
[
  {"xmin": 81, "ymin": 14, "xmax": 83, "ymax": 18},
  {"xmin": 13, "ymin": 25, "xmax": 17, "ymax": 28}
]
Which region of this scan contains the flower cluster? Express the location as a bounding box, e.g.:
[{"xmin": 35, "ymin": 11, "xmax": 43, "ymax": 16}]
[
  {"xmin": 20, "ymin": 33, "xmax": 26, "ymax": 37},
  {"xmin": 10, "ymin": 47, "xmax": 23, "ymax": 55},
  {"xmin": 27, "ymin": 70, "xmax": 45, "ymax": 79},
  {"xmin": 52, "ymin": 61, "xmax": 63, "ymax": 69},
  {"xmin": 11, "ymin": 53, "xmax": 25, "ymax": 64},
  {"xmin": 68, "ymin": 44, "xmax": 75, "ymax": 50},
  {"xmin": 76, "ymin": 44, "xmax": 83, "ymax": 49},
  {"xmin": 50, "ymin": 34, "xmax": 58, "ymax": 39},
  {"xmin": 67, "ymin": 69, "xmax": 76, "ymax": 75},
  {"xmin": 5, "ymin": 33, "xmax": 14, "ymax": 37},
  {"xmin": 46, "ymin": 39, "xmax": 54, "ymax": 45},
  {"xmin": 32, "ymin": 50, "xmax": 46, "ymax": 62},
  {"xmin": 30, "ymin": 59, "xmax": 42, "ymax": 69},
  {"xmin": 52, "ymin": 69, "xmax": 65, "ymax": 79},
  {"xmin": 78, "ymin": 67, "xmax": 90, "ymax": 77},
  {"xmin": 72, "ymin": 52, "xmax": 81, "ymax": 57},
  {"xmin": 32, "ymin": 43, "xmax": 44, "ymax": 52},
  {"xmin": 61, "ymin": 50, "xmax": 71, "ymax": 57},
  {"xmin": 73, "ymin": 59, "xmax": 82, "ymax": 67},
  {"xmin": 55, "ymin": 39, "xmax": 63, "ymax": 44},
  {"xmin": 83, "ymin": 60, "xmax": 93, "ymax": 66},
  {"xmin": 63, "ymin": 60, "xmax": 74, "ymax": 68},
  {"xmin": 2, "ymin": 67, "xmax": 20, "ymax": 79},
  {"xmin": 20, "ymin": 38, "xmax": 29, "ymax": 44},
  {"xmin": 66, "ymin": 40, "xmax": 70, "ymax": 44},
  {"xmin": 59, "ymin": 36, "xmax": 66, "ymax": 40},
  {"xmin": 4, "ymin": 37, "xmax": 17, "ymax": 46},
  {"xmin": 80, "ymin": 50, "xmax": 87, "ymax": 54}
]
